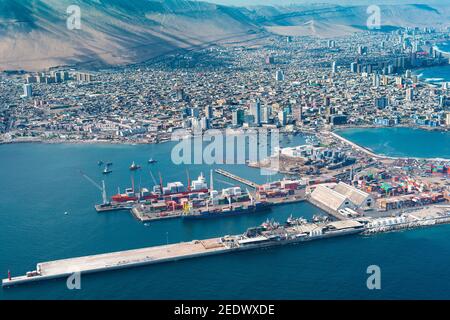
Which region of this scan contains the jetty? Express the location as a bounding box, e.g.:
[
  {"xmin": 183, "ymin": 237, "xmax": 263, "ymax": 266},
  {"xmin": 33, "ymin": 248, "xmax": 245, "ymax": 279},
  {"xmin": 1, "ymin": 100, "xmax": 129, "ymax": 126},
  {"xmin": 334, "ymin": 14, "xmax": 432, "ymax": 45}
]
[
  {"xmin": 214, "ymin": 169, "xmax": 260, "ymax": 189},
  {"xmin": 3, "ymin": 205, "xmax": 449, "ymax": 288}
]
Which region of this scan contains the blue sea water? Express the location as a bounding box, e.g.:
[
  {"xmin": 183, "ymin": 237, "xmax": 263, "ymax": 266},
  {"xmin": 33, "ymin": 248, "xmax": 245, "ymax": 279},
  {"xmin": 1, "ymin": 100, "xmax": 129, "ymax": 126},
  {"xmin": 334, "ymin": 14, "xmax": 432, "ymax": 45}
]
[
  {"xmin": 415, "ymin": 43, "xmax": 450, "ymax": 83},
  {"xmin": 336, "ymin": 127, "xmax": 450, "ymax": 159},
  {"xmin": 1, "ymin": 133, "xmax": 450, "ymax": 299},
  {"xmin": 415, "ymin": 65, "xmax": 450, "ymax": 84},
  {"xmin": 437, "ymin": 42, "xmax": 450, "ymax": 54}
]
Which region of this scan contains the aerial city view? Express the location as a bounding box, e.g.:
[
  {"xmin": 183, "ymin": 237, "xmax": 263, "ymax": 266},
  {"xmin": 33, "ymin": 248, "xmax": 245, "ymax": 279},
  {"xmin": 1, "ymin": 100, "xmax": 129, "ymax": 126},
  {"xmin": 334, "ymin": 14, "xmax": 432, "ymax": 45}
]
[{"xmin": 1, "ymin": 0, "xmax": 450, "ymax": 306}]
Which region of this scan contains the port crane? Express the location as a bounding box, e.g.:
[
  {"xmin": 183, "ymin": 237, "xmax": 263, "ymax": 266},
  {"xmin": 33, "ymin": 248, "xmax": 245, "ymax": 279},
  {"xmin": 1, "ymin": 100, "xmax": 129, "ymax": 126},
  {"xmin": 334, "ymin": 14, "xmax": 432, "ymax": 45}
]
[
  {"xmin": 80, "ymin": 171, "xmax": 108, "ymax": 205},
  {"xmin": 148, "ymin": 169, "xmax": 158, "ymax": 188},
  {"xmin": 246, "ymin": 188, "xmax": 255, "ymax": 205}
]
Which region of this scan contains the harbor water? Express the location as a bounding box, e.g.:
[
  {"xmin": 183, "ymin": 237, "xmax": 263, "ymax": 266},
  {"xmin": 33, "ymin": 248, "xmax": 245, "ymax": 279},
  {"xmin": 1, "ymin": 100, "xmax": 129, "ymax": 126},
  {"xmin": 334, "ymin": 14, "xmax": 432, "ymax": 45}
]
[
  {"xmin": 336, "ymin": 127, "xmax": 450, "ymax": 159},
  {"xmin": 1, "ymin": 132, "xmax": 450, "ymax": 299}
]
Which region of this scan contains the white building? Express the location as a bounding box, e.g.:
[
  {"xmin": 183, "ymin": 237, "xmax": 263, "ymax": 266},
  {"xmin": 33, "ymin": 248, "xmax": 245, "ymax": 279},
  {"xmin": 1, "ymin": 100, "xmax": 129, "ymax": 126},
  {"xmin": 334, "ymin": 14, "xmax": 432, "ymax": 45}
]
[
  {"xmin": 22, "ymin": 84, "xmax": 32, "ymax": 98},
  {"xmin": 310, "ymin": 182, "xmax": 374, "ymax": 212}
]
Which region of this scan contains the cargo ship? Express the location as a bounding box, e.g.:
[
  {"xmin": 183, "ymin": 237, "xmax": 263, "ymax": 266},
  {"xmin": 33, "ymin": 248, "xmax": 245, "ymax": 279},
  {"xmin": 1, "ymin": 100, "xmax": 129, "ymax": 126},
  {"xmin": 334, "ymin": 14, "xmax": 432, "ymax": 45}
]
[
  {"xmin": 111, "ymin": 173, "xmax": 209, "ymax": 203},
  {"xmin": 183, "ymin": 201, "xmax": 271, "ymax": 220}
]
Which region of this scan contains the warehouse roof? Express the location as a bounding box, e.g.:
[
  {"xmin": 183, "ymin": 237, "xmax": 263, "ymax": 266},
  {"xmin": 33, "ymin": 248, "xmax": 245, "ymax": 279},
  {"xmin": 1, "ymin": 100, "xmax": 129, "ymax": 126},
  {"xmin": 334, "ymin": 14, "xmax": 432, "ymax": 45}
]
[
  {"xmin": 311, "ymin": 184, "xmax": 349, "ymax": 211},
  {"xmin": 333, "ymin": 182, "xmax": 371, "ymax": 206}
]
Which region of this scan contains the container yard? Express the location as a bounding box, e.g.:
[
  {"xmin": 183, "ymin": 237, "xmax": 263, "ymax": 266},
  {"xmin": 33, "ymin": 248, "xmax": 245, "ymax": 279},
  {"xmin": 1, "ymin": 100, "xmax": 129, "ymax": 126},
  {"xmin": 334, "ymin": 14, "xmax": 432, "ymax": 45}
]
[
  {"xmin": 4, "ymin": 205, "xmax": 450, "ymax": 288},
  {"xmin": 95, "ymin": 170, "xmax": 307, "ymax": 222}
]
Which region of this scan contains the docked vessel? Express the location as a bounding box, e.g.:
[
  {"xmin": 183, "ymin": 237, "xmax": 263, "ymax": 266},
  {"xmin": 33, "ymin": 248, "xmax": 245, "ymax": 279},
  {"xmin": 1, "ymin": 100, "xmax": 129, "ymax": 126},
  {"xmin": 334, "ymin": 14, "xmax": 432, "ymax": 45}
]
[
  {"xmin": 111, "ymin": 173, "xmax": 209, "ymax": 203},
  {"xmin": 183, "ymin": 201, "xmax": 271, "ymax": 219}
]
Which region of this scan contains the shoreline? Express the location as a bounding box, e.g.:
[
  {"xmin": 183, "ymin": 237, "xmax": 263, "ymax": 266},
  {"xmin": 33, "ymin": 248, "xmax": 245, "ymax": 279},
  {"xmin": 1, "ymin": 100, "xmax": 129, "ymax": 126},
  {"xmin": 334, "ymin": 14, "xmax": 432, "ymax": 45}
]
[{"xmin": 1, "ymin": 123, "xmax": 449, "ymax": 147}]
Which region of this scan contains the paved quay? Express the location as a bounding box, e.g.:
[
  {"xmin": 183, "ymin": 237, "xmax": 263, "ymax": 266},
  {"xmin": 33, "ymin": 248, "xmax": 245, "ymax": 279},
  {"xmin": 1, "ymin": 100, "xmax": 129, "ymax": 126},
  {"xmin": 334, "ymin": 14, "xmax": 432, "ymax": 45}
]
[{"xmin": 2, "ymin": 238, "xmax": 227, "ymax": 287}]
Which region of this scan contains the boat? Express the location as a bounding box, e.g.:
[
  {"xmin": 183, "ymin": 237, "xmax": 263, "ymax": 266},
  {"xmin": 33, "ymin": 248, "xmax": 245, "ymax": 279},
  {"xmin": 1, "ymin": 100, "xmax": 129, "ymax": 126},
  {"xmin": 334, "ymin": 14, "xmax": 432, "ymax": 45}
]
[
  {"xmin": 129, "ymin": 161, "xmax": 141, "ymax": 171},
  {"xmin": 312, "ymin": 214, "xmax": 328, "ymax": 223},
  {"xmin": 286, "ymin": 214, "xmax": 307, "ymax": 226},
  {"xmin": 183, "ymin": 201, "xmax": 271, "ymax": 220},
  {"xmin": 97, "ymin": 160, "xmax": 104, "ymax": 166},
  {"xmin": 148, "ymin": 158, "xmax": 157, "ymax": 164},
  {"xmin": 102, "ymin": 166, "xmax": 112, "ymax": 175}
]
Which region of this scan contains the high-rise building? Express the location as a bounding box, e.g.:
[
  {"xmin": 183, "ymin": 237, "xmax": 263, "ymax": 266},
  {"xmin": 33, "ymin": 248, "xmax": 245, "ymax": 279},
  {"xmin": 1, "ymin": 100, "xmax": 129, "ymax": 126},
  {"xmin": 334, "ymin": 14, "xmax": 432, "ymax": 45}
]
[
  {"xmin": 375, "ymin": 96, "xmax": 389, "ymax": 109},
  {"xmin": 205, "ymin": 106, "xmax": 213, "ymax": 119},
  {"xmin": 358, "ymin": 46, "xmax": 368, "ymax": 55},
  {"xmin": 190, "ymin": 107, "xmax": 200, "ymax": 118},
  {"xmin": 405, "ymin": 69, "xmax": 412, "ymax": 78},
  {"xmin": 372, "ymin": 74, "xmax": 380, "ymax": 87},
  {"xmin": 265, "ymin": 55, "xmax": 274, "ymax": 65},
  {"xmin": 25, "ymin": 75, "xmax": 37, "ymax": 84},
  {"xmin": 387, "ymin": 65, "xmax": 395, "ymax": 74},
  {"xmin": 175, "ymin": 88, "xmax": 185, "ymax": 101},
  {"xmin": 439, "ymin": 95, "xmax": 446, "ymax": 108},
  {"xmin": 261, "ymin": 106, "xmax": 271, "ymax": 124},
  {"xmin": 278, "ymin": 110, "xmax": 288, "ymax": 126},
  {"xmin": 200, "ymin": 117, "xmax": 210, "ymax": 130},
  {"xmin": 275, "ymin": 69, "xmax": 284, "ymax": 82},
  {"xmin": 294, "ymin": 105, "xmax": 303, "ymax": 122},
  {"xmin": 406, "ymin": 88, "xmax": 414, "ymax": 101},
  {"xmin": 250, "ymin": 100, "xmax": 261, "ymax": 126},
  {"xmin": 54, "ymin": 72, "xmax": 62, "ymax": 83},
  {"xmin": 76, "ymin": 72, "xmax": 93, "ymax": 82},
  {"xmin": 22, "ymin": 84, "xmax": 32, "ymax": 98},
  {"xmin": 232, "ymin": 109, "xmax": 245, "ymax": 126},
  {"xmin": 62, "ymin": 71, "xmax": 70, "ymax": 81},
  {"xmin": 396, "ymin": 77, "xmax": 404, "ymax": 87},
  {"xmin": 331, "ymin": 61, "xmax": 337, "ymax": 74}
]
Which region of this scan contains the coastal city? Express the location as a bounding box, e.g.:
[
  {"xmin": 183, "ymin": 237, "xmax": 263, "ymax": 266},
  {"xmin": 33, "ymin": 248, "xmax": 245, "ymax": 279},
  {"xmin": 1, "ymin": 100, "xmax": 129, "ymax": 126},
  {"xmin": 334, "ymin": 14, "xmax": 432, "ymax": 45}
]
[
  {"xmin": 1, "ymin": 28, "xmax": 450, "ymax": 144},
  {"xmin": 1, "ymin": 0, "xmax": 450, "ymax": 303}
]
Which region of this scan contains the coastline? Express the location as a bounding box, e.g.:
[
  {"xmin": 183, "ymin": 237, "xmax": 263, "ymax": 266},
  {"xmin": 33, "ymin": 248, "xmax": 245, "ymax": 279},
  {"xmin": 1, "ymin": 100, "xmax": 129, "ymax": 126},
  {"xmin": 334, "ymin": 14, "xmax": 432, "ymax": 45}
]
[
  {"xmin": 1, "ymin": 124, "xmax": 448, "ymax": 147},
  {"xmin": 0, "ymin": 138, "xmax": 173, "ymax": 146}
]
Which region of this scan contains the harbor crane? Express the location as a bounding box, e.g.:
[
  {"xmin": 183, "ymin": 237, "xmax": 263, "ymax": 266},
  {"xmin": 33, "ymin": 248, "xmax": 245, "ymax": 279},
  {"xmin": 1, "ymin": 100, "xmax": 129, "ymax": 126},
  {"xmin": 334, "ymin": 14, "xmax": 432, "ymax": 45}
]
[
  {"xmin": 80, "ymin": 170, "xmax": 108, "ymax": 205},
  {"xmin": 148, "ymin": 169, "xmax": 158, "ymax": 187}
]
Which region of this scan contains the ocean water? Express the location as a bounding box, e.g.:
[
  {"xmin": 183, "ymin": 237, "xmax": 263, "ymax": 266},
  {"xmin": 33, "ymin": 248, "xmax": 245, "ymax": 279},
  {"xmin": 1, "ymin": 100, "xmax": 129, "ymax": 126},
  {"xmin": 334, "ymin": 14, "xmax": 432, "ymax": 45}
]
[
  {"xmin": 436, "ymin": 42, "xmax": 450, "ymax": 54},
  {"xmin": 415, "ymin": 65, "xmax": 450, "ymax": 84},
  {"xmin": 1, "ymin": 134, "xmax": 450, "ymax": 299},
  {"xmin": 336, "ymin": 127, "xmax": 450, "ymax": 159},
  {"xmin": 415, "ymin": 44, "xmax": 450, "ymax": 83}
]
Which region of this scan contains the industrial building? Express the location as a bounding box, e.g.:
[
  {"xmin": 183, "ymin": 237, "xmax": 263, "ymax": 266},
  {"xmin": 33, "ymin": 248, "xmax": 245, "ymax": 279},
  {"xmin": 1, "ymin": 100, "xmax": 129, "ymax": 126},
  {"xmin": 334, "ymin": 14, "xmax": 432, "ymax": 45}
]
[{"xmin": 309, "ymin": 182, "xmax": 373, "ymax": 213}]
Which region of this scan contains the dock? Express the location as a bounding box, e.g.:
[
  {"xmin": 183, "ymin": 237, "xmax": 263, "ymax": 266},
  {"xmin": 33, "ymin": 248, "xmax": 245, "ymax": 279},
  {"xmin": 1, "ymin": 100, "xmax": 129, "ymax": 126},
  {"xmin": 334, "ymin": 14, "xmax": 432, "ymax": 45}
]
[
  {"xmin": 95, "ymin": 202, "xmax": 133, "ymax": 213},
  {"xmin": 2, "ymin": 238, "xmax": 229, "ymax": 287},
  {"xmin": 214, "ymin": 169, "xmax": 260, "ymax": 189},
  {"xmin": 3, "ymin": 205, "xmax": 450, "ymax": 288},
  {"xmin": 131, "ymin": 193, "xmax": 305, "ymax": 222}
]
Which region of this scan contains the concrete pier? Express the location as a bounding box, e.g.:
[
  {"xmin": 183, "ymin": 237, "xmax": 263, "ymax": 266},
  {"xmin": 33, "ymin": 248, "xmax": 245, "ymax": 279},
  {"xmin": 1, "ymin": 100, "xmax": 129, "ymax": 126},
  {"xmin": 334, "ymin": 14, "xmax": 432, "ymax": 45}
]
[
  {"xmin": 2, "ymin": 238, "xmax": 228, "ymax": 287},
  {"xmin": 214, "ymin": 169, "xmax": 260, "ymax": 189},
  {"xmin": 3, "ymin": 205, "xmax": 449, "ymax": 288}
]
